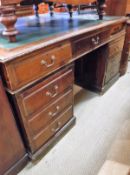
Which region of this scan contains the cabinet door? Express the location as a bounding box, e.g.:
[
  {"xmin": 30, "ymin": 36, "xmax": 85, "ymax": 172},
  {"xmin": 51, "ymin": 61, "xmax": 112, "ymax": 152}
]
[
  {"xmin": 0, "ymin": 78, "xmax": 27, "ymax": 175},
  {"xmin": 106, "ymin": 0, "xmax": 128, "ymax": 16}
]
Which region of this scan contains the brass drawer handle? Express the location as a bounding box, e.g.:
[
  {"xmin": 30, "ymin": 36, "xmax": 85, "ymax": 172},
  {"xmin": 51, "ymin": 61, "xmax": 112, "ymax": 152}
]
[
  {"xmin": 46, "ymin": 85, "xmax": 58, "ymax": 98},
  {"xmin": 51, "ymin": 122, "xmax": 61, "ymax": 133},
  {"xmin": 41, "ymin": 55, "xmax": 56, "ymax": 68},
  {"xmin": 48, "ymin": 105, "xmax": 60, "ymax": 117},
  {"xmin": 92, "ymin": 36, "xmax": 100, "ymax": 45}
]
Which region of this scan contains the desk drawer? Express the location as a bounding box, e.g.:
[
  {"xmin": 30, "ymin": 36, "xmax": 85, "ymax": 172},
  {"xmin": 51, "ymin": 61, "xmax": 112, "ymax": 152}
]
[
  {"xmin": 110, "ymin": 23, "xmax": 125, "ymax": 35},
  {"xmin": 16, "ymin": 65, "xmax": 74, "ymax": 118},
  {"xmin": 32, "ymin": 106, "xmax": 73, "ymax": 152},
  {"xmin": 28, "ymin": 89, "xmax": 73, "ymax": 136},
  {"xmin": 91, "ymin": 30, "xmax": 110, "ymax": 48},
  {"xmin": 72, "ymin": 29, "xmax": 110, "ymax": 56},
  {"xmin": 5, "ymin": 42, "xmax": 72, "ymax": 91},
  {"xmin": 109, "ymin": 36, "xmax": 125, "ymax": 58}
]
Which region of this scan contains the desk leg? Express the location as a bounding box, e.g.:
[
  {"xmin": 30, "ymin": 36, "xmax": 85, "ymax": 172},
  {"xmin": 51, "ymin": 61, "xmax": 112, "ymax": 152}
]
[
  {"xmin": 97, "ymin": 0, "xmax": 106, "ymax": 20},
  {"xmin": 0, "ymin": 6, "xmax": 18, "ymax": 42}
]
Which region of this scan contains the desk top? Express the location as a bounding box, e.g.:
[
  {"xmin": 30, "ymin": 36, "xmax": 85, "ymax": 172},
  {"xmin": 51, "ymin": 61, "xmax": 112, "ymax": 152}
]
[{"xmin": 0, "ymin": 12, "xmax": 126, "ymax": 62}]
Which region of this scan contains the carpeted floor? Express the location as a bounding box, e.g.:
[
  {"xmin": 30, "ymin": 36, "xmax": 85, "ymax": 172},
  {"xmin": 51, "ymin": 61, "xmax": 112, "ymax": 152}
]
[{"xmin": 19, "ymin": 64, "xmax": 130, "ymax": 175}]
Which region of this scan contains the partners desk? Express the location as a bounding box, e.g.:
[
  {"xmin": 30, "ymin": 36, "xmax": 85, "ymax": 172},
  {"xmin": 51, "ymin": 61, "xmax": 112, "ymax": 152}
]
[{"xmin": 0, "ymin": 13, "xmax": 128, "ymax": 161}]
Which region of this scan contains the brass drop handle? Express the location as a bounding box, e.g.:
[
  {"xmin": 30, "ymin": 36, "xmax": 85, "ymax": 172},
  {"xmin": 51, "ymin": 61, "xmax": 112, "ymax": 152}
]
[
  {"xmin": 46, "ymin": 85, "xmax": 58, "ymax": 98},
  {"xmin": 48, "ymin": 105, "xmax": 60, "ymax": 117},
  {"xmin": 51, "ymin": 122, "xmax": 61, "ymax": 133},
  {"xmin": 41, "ymin": 55, "xmax": 56, "ymax": 68},
  {"xmin": 92, "ymin": 36, "xmax": 100, "ymax": 45}
]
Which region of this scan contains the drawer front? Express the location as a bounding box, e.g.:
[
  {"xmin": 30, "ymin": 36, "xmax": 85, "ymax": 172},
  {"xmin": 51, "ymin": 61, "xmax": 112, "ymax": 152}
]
[
  {"xmin": 16, "ymin": 65, "xmax": 74, "ymax": 118},
  {"xmin": 110, "ymin": 23, "xmax": 125, "ymax": 35},
  {"xmin": 6, "ymin": 42, "xmax": 72, "ymax": 91},
  {"xmin": 27, "ymin": 89, "xmax": 73, "ymax": 136},
  {"xmin": 109, "ymin": 35, "xmax": 125, "ymax": 58},
  {"xmin": 72, "ymin": 29, "xmax": 110, "ymax": 56},
  {"xmin": 32, "ymin": 106, "xmax": 73, "ymax": 152},
  {"xmin": 72, "ymin": 35, "xmax": 92, "ymax": 56},
  {"xmin": 91, "ymin": 30, "xmax": 110, "ymax": 48}
]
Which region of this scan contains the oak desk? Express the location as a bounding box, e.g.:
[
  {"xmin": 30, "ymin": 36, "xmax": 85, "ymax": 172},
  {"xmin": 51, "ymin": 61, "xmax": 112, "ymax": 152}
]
[{"xmin": 0, "ymin": 13, "xmax": 127, "ymax": 160}]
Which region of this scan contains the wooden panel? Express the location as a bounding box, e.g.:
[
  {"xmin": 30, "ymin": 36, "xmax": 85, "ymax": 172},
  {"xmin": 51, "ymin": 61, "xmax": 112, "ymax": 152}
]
[
  {"xmin": 0, "ymin": 77, "xmax": 27, "ymax": 175},
  {"xmin": 72, "ymin": 29, "xmax": 110, "ymax": 57},
  {"xmin": 13, "ymin": 64, "xmax": 74, "ymax": 153},
  {"xmin": 126, "ymin": 0, "xmax": 130, "ymax": 14},
  {"xmin": 109, "ymin": 36, "xmax": 125, "ymax": 58},
  {"xmin": 105, "ymin": 35, "xmax": 125, "ymax": 83},
  {"xmin": 16, "ymin": 65, "xmax": 74, "ymax": 117},
  {"xmin": 5, "ymin": 42, "xmax": 72, "ymax": 91},
  {"xmin": 33, "ymin": 106, "xmax": 73, "ymax": 152},
  {"xmin": 106, "ymin": 0, "xmax": 130, "ymax": 15},
  {"xmin": 120, "ymin": 21, "xmax": 130, "ymax": 75},
  {"xmin": 110, "ymin": 24, "xmax": 125, "ymax": 36},
  {"xmin": 105, "ymin": 54, "xmax": 121, "ymax": 83},
  {"xmin": 27, "ymin": 89, "xmax": 73, "ymax": 136},
  {"xmin": 106, "ymin": 0, "xmax": 128, "ymax": 16}
]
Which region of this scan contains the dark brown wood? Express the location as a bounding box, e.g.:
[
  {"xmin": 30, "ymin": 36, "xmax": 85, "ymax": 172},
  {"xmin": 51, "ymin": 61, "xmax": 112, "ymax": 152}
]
[
  {"xmin": 27, "ymin": 90, "xmax": 73, "ymax": 136},
  {"xmin": 0, "ymin": 15, "xmax": 127, "ymax": 160},
  {"xmin": 120, "ymin": 20, "xmax": 130, "ymax": 75},
  {"xmin": 0, "ymin": 77, "xmax": 28, "ymax": 175},
  {"xmin": 9, "ymin": 65, "xmax": 74, "ymax": 157},
  {"xmin": 3, "ymin": 42, "xmax": 72, "ymax": 91},
  {"xmin": 30, "ymin": 116, "xmax": 76, "ymax": 160},
  {"xmin": 75, "ymin": 31, "xmax": 125, "ymax": 93},
  {"xmin": 106, "ymin": 0, "xmax": 129, "ymax": 16},
  {"xmin": 72, "ymin": 28, "xmax": 110, "ymax": 57}
]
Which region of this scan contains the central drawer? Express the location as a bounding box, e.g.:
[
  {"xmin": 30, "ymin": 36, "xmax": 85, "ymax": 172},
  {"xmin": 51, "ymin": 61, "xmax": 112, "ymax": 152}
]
[
  {"xmin": 72, "ymin": 29, "xmax": 110, "ymax": 57},
  {"xmin": 5, "ymin": 42, "xmax": 72, "ymax": 91}
]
